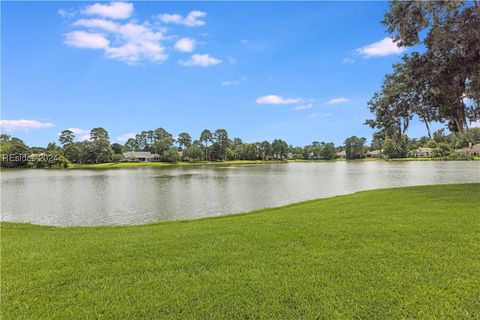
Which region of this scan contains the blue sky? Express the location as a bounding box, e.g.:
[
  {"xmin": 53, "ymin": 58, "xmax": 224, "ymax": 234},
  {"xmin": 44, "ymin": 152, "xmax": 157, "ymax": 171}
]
[{"xmin": 1, "ymin": 1, "xmax": 441, "ymax": 147}]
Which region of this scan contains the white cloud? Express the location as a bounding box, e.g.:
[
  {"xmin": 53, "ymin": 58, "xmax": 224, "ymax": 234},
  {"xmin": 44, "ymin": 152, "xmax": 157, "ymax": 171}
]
[
  {"xmin": 116, "ymin": 133, "xmax": 136, "ymax": 142},
  {"xmin": 343, "ymin": 57, "xmax": 355, "ymax": 64},
  {"xmin": 292, "ymin": 103, "xmax": 313, "ymax": 110},
  {"xmin": 180, "ymin": 54, "xmax": 222, "ymax": 67},
  {"xmin": 256, "ymin": 95, "xmax": 302, "ymax": 105},
  {"xmin": 58, "ymin": 128, "xmax": 91, "ymax": 141},
  {"xmin": 327, "ymin": 97, "xmax": 350, "ymax": 104},
  {"xmin": 158, "ymin": 11, "xmax": 206, "ymax": 27},
  {"xmin": 471, "ymin": 121, "xmax": 480, "ymax": 128},
  {"xmin": 0, "ymin": 119, "xmax": 54, "ymax": 132},
  {"xmin": 356, "ymin": 37, "xmax": 405, "ymax": 58},
  {"xmin": 221, "ymin": 76, "xmax": 246, "ymax": 86},
  {"xmin": 174, "ymin": 37, "xmax": 196, "ymax": 52},
  {"xmin": 65, "ymin": 31, "xmax": 110, "ymax": 49},
  {"xmin": 66, "ymin": 128, "xmax": 89, "ymax": 134},
  {"xmin": 78, "ymin": 134, "xmax": 91, "ymax": 141},
  {"xmin": 83, "ymin": 2, "xmax": 133, "ymax": 20},
  {"xmin": 58, "ymin": 8, "xmax": 75, "ymax": 18},
  {"xmin": 105, "ymin": 23, "xmax": 167, "ymax": 63},
  {"xmin": 66, "ymin": 18, "xmax": 168, "ymax": 64},
  {"xmin": 73, "ymin": 18, "xmax": 119, "ymax": 32}
]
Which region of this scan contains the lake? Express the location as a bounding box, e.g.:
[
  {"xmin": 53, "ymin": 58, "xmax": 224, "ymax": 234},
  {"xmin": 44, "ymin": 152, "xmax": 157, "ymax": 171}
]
[{"xmin": 1, "ymin": 161, "xmax": 479, "ymax": 226}]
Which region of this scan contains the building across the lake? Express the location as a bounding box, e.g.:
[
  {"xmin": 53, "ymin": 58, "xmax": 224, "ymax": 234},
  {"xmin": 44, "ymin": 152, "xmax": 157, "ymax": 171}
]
[
  {"xmin": 122, "ymin": 151, "xmax": 161, "ymax": 162},
  {"xmin": 454, "ymin": 143, "xmax": 480, "ymax": 157},
  {"xmin": 412, "ymin": 147, "xmax": 433, "ymax": 158},
  {"xmin": 336, "ymin": 150, "xmax": 346, "ymax": 158},
  {"xmin": 366, "ymin": 149, "xmax": 383, "ymax": 158}
]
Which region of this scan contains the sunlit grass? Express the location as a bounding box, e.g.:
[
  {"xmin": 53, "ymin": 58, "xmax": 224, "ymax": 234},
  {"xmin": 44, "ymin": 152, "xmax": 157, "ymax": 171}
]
[{"xmin": 2, "ymin": 184, "xmax": 479, "ymax": 319}]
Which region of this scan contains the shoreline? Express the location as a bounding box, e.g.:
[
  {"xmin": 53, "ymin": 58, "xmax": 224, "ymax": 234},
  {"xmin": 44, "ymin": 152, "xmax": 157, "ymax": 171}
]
[
  {"xmin": 68, "ymin": 157, "xmax": 478, "ymax": 169},
  {"xmin": 2, "ymin": 184, "xmax": 479, "ymax": 319},
  {"xmin": 2, "ymin": 183, "xmax": 478, "ymax": 229}
]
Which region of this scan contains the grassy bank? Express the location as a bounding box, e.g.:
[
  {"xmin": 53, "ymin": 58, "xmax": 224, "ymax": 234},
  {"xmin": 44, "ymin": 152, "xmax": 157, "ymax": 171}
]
[
  {"xmin": 68, "ymin": 157, "xmax": 479, "ymax": 169},
  {"xmin": 2, "ymin": 184, "xmax": 480, "ymax": 319},
  {"xmin": 69, "ymin": 159, "xmax": 284, "ymax": 169}
]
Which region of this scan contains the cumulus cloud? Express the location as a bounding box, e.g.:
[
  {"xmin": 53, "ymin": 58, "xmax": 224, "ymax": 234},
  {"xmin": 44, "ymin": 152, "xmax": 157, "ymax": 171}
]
[
  {"xmin": 180, "ymin": 54, "xmax": 222, "ymax": 67},
  {"xmin": 158, "ymin": 11, "xmax": 206, "ymax": 27},
  {"xmin": 116, "ymin": 133, "xmax": 136, "ymax": 142},
  {"xmin": 356, "ymin": 37, "xmax": 405, "ymax": 58},
  {"xmin": 83, "ymin": 2, "xmax": 133, "ymax": 20},
  {"xmin": 327, "ymin": 97, "xmax": 350, "ymax": 104},
  {"xmin": 292, "ymin": 103, "xmax": 313, "ymax": 110},
  {"xmin": 62, "ymin": 4, "xmax": 219, "ymax": 65},
  {"xmin": 221, "ymin": 76, "xmax": 246, "ymax": 86},
  {"xmin": 65, "ymin": 31, "xmax": 110, "ymax": 49},
  {"xmin": 256, "ymin": 95, "xmax": 302, "ymax": 105},
  {"xmin": 57, "ymin": 128, "xmax": 91, "ymax": 141},
  {"xmin": 66, "ymin": 17, "xmax": 167, "ymax": 64},
  {"xmin": 73, "ymin": 18, "xmax": 119, "ymax": 32},
  {"xmin": 174, "ymin": 37, "xmax": 196, "ymax": 52},
  {"xmin": 0, "ymin": 119, "xmax": 54, "ymax": 132}
]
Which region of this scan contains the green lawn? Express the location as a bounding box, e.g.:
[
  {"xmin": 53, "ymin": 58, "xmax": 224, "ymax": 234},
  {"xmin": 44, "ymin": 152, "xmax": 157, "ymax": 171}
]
[{"xmin": 1, "ymin": 184, "xmax": 479, "ymax": 319}]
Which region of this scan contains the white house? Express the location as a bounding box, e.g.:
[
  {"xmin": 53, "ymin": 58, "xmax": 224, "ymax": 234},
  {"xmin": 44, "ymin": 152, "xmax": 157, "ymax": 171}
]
[
  {"xmin": 412, "ymin": 147, "xmax": 433, "ymax": 158},
  {"xmin": 122, "ymin": 151, "xmax": 161, "ymax": 162},
  {"xmin": 454, "ymin": 143, "xmax": 480, "ymax": 156},
  {"xmin": 366, "ymin": 150, "xmax": 383, "ymax": 158},
  {"xmin": 336, "ymin": 150, "xmax": 346, "ymax": 158}
]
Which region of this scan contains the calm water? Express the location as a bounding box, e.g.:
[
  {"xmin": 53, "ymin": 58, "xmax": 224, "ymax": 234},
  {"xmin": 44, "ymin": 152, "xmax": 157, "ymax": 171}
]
[{"xmin": 1, "ymin": 161, "xmax": 479, "ymax": 226}]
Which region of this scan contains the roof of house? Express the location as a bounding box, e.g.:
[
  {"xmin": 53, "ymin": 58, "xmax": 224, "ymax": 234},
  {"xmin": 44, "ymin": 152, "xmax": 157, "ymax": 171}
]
[
  {"xmin": 367, "ymin": 149, "xmax": 382, "ymax": 155},
  {"xmin": 415, "ymin": 147, "xmax": 433, "ymax": 153},
  {"xmin": 336, "ymin": 150, "xmax": 346, "ymax": 156},
  {"xmin": 122, "ymin": 151, "xmax": 160, "ymax": 158},
  {"xmin": 455, "ymin": 143, "xmax": 480, "ymax": 153}
]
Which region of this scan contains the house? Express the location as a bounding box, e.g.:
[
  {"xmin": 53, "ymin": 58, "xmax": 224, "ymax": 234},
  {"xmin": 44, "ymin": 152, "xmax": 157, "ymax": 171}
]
[
  {"xmin": 412, "ymin": 147, "xmax": 433, "ymax": 158},
  {"xmin": 336, "ymin": 150, "xmax": 346, "ymax": 158},
  {"xmin": 454, "ymin": 143, "xmax": 480, "ymax": 156},
  {"xmin": 122, "ymin": 151, "xmax": 161, "ymax": 162},
  {"xmin": 366, "ymin": 149, "xmax": 383, "ymax": 158}
]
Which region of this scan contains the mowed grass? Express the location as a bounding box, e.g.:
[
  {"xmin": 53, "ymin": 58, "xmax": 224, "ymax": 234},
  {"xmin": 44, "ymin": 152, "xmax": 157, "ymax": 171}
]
[{"xmin": 1, "ymin": 184, "xmax": 480, "ymax": 319}]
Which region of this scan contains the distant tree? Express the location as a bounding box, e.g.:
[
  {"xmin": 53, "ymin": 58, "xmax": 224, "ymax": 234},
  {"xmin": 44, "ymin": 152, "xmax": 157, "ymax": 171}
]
[
  {"xmin": 258, "ymin": 141, "xmax": 272, "ymax": 160},
  {"xmin": 162, "ymin": 147, "xmax": 180, "ymax": 162},
  {"xmin": 153, "ymin": 128, "xmax": 174, "ymax": 155},
  {"xmin": 183, "ymin": 144, "xmax": 203, "ymax": 161},
  {"xmin": 200, "ymin": 129, "xmax": 213, "ymax": 160},
  {"xmin": 59, "ymin": 129, "xmax": 74, "ymax": 147},
  {"xmin": 89, "ymin": 128, "xmax": 113, "ymax": 163},
  {"xmin": 0, "ymin": 136, "xmax": 29, "ymax": 168},
  {"xmin": 111, "ymin": 143, "xmax": 124, "ymax": 155},
  {"xmin": 344, "ymin": 136, "xmax": 367, "ymax": 159},
  {"xmin": 64, "ymin": 142, "xmax": 82, "ymax": 163},
  {"xmin": 271, "ymin": 139, "xmax": 288, "ymax": 160},
  {"xmin": 213, "ymin": 129, "xmax": 229, "ymax": 160},
  {"xmin": 321, "ymin": 143, "xmax": 337, "ymax": 160},
  {"xmin": 125, "ymin": 138, "xmax": 139, "ymax": 151},
  {"xmin": 177, "ymin": 132, "xmax": 192, "ymax": 149},
  {"xmin": 432, "ymin": 142, "xmax": 452, "ymax": 158}
]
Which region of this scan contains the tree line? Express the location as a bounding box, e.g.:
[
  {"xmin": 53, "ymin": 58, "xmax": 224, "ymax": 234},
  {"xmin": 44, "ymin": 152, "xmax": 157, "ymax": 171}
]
[{"xmin": 1, "ymin": 125, "xmax": 478, "ymax": 168}]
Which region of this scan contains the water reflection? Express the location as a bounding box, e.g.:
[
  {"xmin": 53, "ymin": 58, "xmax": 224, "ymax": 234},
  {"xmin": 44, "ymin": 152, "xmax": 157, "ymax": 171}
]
[{"xmin": 1, "ymin": 161, "xmax": 479, "ymax": 226}]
